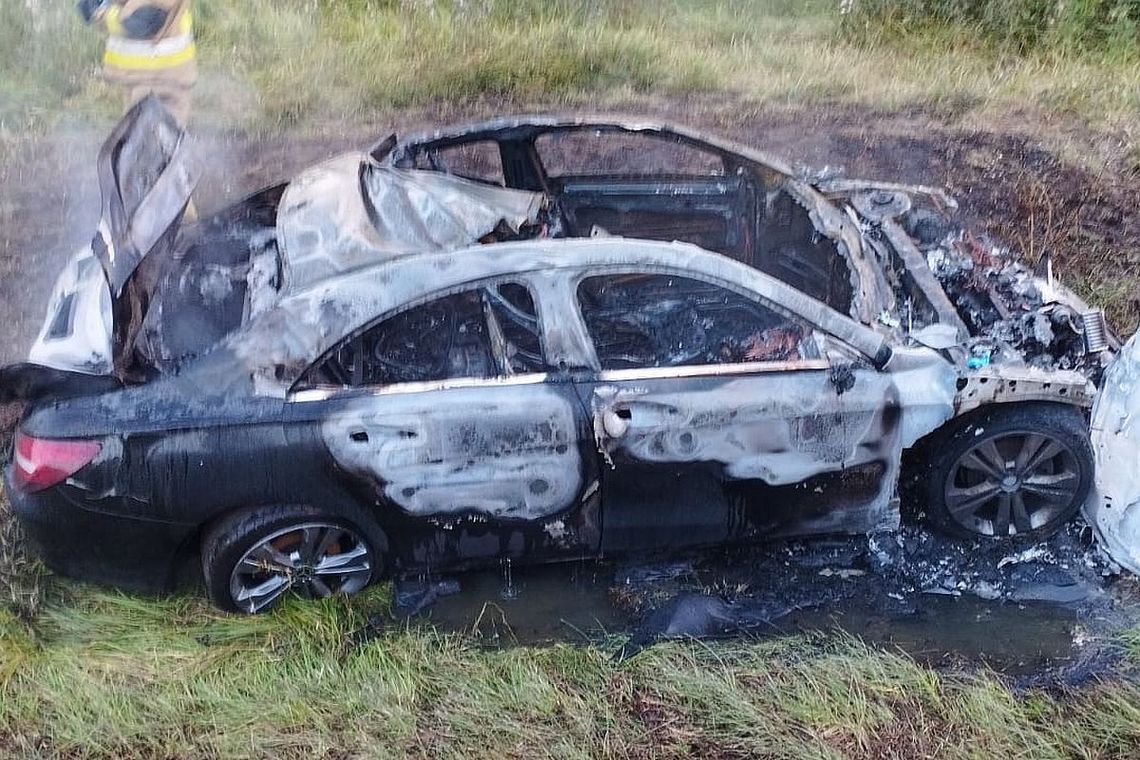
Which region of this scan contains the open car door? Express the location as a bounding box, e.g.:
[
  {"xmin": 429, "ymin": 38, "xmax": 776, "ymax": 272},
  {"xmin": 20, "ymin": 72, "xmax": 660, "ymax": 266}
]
[
  {"xmin": 0, "ymin": 98, "xmax": 198, "ymax": 400},
  {"xmin": 1086, "ymin": 332, "xmax": 1140, "ymax": 574}
]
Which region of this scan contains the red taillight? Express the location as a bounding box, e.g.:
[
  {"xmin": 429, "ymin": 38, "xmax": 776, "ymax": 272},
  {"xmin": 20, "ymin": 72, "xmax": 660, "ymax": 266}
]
[{"xmin": 12, "ymin": 432, "xmax": 102, "ymax": 493}]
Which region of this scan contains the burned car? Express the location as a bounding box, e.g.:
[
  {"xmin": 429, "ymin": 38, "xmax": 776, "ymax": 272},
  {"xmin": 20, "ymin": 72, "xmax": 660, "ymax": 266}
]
[{"xmin": 3, "ymin": 102, "xmax": 1138, "ymax": 613}]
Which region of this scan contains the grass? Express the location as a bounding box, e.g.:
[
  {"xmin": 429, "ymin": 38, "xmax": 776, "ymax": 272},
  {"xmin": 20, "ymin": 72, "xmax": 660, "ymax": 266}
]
[
  {"xmin": 844, "ymin": 0, "xmax": 1140, "ymax": 56},
  {"xmin": 3, "ymin": 489, "xmax": 1140, "ymax": 758},
  {"xmin": 4, "ymin": 586, "xmax": 1140, "ymax": 758},
  {"xmin": 2, "ymin": 4, "xmax": 1140, "ymax": 754},
  {"xmin": 2, "ymin": 0, "xmax": 1139, "ymax": 136}
]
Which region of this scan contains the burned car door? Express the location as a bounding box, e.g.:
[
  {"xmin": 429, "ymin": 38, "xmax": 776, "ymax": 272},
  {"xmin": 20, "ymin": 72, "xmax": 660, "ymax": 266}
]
[
  {"xmin": 294, "ymin": 281, "xmax": 600, "ymax": 570},
  {"xmin": 21, "ymin": 97, "xmax": 196, "ymax": 382},
  {"xmin": 535, "ymin": 129, "xmax": 755, "ymax": 260},
  {"xmin": 571, "ymin": 271, "xmax": 899, "ymax": 553}
]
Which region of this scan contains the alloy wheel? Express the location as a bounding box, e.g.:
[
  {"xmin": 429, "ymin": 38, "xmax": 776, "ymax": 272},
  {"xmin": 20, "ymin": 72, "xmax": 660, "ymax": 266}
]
[
  {"xmin": 228, "ymin": 522, "xmax": 373, "ymax": 613},
  {"xmin": 943, "ymin": 430, "xmax": 1081, "ymax": 537}
]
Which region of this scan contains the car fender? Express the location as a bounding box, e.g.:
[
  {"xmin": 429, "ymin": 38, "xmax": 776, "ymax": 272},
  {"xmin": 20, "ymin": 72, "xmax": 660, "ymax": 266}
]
[{"xmin": 24, "ymin": 242, "xmax": 115, "ymax": 377}]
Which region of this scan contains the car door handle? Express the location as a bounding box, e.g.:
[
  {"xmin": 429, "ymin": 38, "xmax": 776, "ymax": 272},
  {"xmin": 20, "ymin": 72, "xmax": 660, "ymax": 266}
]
[
  {"xmin": 345, "ymin": 425, "xmax": 419, "ymax": 443},
  {"xmin": 601, "ymin": 407, "xmax": 631, "ymax": 438}
]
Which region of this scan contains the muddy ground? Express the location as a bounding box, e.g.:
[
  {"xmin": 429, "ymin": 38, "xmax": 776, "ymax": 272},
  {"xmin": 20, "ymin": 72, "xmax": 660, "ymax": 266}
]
[
  {"xmin": 392, "ymin": 517, "xmax": 1140, "ymax": 688},
  {"xmin": 1, "ymin": 98, "xmax": 1139, "ymax": 681}
]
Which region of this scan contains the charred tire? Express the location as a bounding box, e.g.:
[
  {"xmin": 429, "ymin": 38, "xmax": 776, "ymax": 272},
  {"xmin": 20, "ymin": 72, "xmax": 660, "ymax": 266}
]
[
  {"xmin": 923, "ymin": 403, "xmax": 1093, "ymax": 541},
  {"xmin": 202, "ymin": 504, "xmax": 386, "ymax": 614}
]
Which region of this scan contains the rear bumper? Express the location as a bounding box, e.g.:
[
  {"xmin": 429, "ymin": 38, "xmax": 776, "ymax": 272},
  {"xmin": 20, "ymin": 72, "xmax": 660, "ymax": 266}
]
[{"xmin": 5, "ymin": 465, "xmax": 197, "ymax": 592}]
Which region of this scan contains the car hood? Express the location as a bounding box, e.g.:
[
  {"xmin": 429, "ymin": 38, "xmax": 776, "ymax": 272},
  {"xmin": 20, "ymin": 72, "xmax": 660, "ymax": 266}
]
[{"xmin": 821, "ymin": 181, "xmax": 1114, "ymax": 381}]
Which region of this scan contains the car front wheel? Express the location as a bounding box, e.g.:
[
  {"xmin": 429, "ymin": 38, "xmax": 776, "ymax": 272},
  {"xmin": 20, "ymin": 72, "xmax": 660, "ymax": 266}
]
[
  {"xmin": 924, "ymin": 403, "xmax": 1093, "ymax": 540},
  {"xmin": 202, "ymin": 504, "xmax": 385, "ymax": 613}
]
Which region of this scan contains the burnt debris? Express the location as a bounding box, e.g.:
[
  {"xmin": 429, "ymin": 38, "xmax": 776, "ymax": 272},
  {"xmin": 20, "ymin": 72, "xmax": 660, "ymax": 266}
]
[{"xmin": 919, "ymin": 227, "xmax": 1110, "ymax": 380}]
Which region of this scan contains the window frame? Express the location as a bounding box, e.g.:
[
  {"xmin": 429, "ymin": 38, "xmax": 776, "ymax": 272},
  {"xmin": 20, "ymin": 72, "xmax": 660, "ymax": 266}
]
[
  {"xmin": 533, "ymin": 127, "xmax": 728, "ymax": 181},
  {"xmin": 571, "ymin": 265, "xmax": 833, "ymax": 378},
  {"xmin": 410, "ymin": 140, "xmax": 507, "ymax": 187},
  {"xmin": 289, "ymin": 277, "xmax": 548, "ymax": 398}
]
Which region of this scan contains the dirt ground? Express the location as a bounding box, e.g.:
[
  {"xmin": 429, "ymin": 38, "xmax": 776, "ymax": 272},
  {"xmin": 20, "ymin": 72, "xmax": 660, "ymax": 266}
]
[{"xmin": 1, "ymin": 98, "xmax": 1137, "ymax": 366}]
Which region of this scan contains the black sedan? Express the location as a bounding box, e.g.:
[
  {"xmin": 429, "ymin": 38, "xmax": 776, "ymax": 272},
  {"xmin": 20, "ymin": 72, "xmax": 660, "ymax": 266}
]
[{"xmin": 4, "ymin": 104, "xmax": 1132, "ymax": 612}]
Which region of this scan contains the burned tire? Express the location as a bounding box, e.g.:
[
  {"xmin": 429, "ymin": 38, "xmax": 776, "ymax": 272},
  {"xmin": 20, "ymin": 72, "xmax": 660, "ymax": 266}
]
[
  {"xmin": 202, "ymin": 504, "xmax": 386, "ymax": 614},
  {"xmin": 923, "ymin": 403, "xmax": 1093, "ymax": 541}
]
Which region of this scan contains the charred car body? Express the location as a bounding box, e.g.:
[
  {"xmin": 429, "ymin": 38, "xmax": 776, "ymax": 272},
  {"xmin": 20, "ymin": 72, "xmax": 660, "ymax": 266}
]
[{"xmin": 3, "ymin": 101, "xmax": 1138, "ymax": 613}]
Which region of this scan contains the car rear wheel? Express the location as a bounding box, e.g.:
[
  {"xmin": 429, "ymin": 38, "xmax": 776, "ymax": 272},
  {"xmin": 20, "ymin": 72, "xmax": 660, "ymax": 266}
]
[
  {"xmin": 924, "ymin": 403, "xmax": 1093, "ymax": 541},
  {"xmin": 202, "ymin": 504, "xmax": 385, "ymax": 613}
]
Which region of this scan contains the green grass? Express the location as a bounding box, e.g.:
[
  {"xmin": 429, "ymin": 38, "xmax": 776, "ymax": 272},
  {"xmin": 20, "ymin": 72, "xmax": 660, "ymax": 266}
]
[
  {"xmin": 3, "ymin": 585, "xmax": 1140, "ymax": 759},
  {"xmin": 2, "ymin": 489, "xmax": 1140, "ymax": 759},
  {"xmin": 2, "ymin": 0, "xmax": 1139, "ymax": 136},
  {"xmin": 2, "ymin": 589, "xmax": 1140, "ymax": 758},
  {"xmin": 844, "ymin": 0, "xmax": 1140, "ymax": 56}
]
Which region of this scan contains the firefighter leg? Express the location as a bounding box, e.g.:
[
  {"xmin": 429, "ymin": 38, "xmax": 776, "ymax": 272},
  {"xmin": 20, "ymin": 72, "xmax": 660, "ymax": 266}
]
[{"xmin": 123, "ymin": 83, "xmax": 193, "ymax": 127}]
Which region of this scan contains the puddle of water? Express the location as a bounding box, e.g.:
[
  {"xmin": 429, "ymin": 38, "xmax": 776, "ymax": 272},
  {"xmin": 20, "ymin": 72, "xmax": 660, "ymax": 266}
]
[
  {"xmin": 778, "ymin": 595, "xmax": 1078, "ymax": 675},
  {"xmin": 422, "ymin": 561, "xmax": 629, "ymax": 645},
  {"xmin": 418, "ymin": 561, "xmax": 1078, "ymax": 674}
]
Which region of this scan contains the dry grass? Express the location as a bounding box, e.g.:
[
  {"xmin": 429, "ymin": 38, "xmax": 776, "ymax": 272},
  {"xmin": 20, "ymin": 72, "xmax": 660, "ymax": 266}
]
[{"xmin": 2, "ymin": 0, "xmax": 1139, "ymax": 136}]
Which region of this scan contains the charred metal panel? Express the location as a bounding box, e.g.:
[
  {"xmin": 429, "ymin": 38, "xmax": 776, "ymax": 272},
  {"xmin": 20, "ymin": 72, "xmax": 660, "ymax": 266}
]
[
  {"xmin": 320, "ymin": 382, "xmax": 585, "ymax": 520},
  {"xmin": 878, "ymin": 219, "xmax": 968, "ymax": 339},
  {"xmin": 276, "ymin": 156, "xmax": 544, "ymax": 294},
  {"xmin": 580, "ymin": 343, "xmax": 957, "ymax": 544},
  {"xmin": 0, "ymin": 363, "xmax": 120, "ymax": 403},
  {"xmin": 230, "ymin": 239, "xmax": 893, "ymax": 394},
  {"xmin": 1087, "ymin": 333, "xmax": 1140, "ymax": 575},
  {"xmin": 136, "ymin": 211, "xmax": 275, "ymax": 373},
  {"xmin": 911, "ymin": 225, "xmax": 1115, "ymax": 381},
  {"xmin": 377, "ymin": 489, "xmax": 602, "ymax": 574},
  {"xmin": 586, "ymin": 371, "xmax": 887, "ymax": 486},
  {"xmin": 954, "ymin": 368, "xmax": 1095, "ymax": 414},
  {"xmin": 390, "ymin": 115, "xmax": 888, "ymax": 322},
  {"xmin": 731, "ymin": 461, "xmax": 890, "ymax": 537},
  {"xmin": 95, "ymin": 97, "xmax": 198, "ymax": 296},
  {"xmin": 27, "ymin": 243, "xmax": 116, "ymax": 375},
  {"xmin": 780, "ymin": 181, "xmax": 886, "ymax": 325},
  {"xmin": 392, "ymin": 115, "xmax": 799, "ymax": 182},
  {"xmin": 754, "ymin": 191, "xmax": 852, "ymax": 312},
  {"xmin": 579, "ymin": 366, "xmax": 899, "ymax": 549}
]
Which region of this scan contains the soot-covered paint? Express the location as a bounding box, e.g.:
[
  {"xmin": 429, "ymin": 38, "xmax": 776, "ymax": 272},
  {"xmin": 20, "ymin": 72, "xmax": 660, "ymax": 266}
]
[{"xmin": 322, "ymin": 383, "xmax": 584, "ymax": 520}]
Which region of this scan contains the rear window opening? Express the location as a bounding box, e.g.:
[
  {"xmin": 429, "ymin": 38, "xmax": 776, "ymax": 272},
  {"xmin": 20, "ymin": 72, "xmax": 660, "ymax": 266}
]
[{"xmin": 535, "ymin": 130, "xmax": 726, "ymax": 177}]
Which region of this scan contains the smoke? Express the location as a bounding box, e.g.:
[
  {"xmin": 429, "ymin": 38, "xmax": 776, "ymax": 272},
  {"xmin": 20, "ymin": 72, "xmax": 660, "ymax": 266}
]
[{"xmin": 0, "ymin": 121, "xmax": 103, "ymax": 366}]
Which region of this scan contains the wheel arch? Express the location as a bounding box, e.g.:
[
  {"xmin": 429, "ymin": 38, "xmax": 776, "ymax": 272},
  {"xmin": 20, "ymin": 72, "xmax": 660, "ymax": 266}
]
[
  {"xmin": 196, "ymin": 499, "xmax": 393, "ymax": 581},
  {"xmin": 900, "ymin": 399, "xmax": 1090, "ymax": 513},
  {"xmin": 951, "ymin": 370, "xmax": 1094, "ymax": 416},
  {"xmin": 900, "ymin": 399, "xmax": 1093, "ymax": 536}
]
